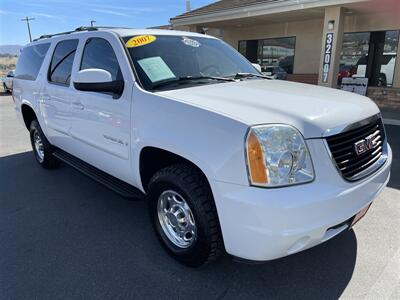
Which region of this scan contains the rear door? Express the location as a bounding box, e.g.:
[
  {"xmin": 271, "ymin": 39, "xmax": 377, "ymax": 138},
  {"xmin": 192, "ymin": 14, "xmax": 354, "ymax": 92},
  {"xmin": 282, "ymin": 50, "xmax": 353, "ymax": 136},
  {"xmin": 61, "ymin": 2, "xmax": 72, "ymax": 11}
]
[
  {"xmin": 41, "ymin": 39, "xmax": 79, "ymax": 150},
  {"xmin": 69, "ymin": 33, "xmax": 133, "ymax": 183}
]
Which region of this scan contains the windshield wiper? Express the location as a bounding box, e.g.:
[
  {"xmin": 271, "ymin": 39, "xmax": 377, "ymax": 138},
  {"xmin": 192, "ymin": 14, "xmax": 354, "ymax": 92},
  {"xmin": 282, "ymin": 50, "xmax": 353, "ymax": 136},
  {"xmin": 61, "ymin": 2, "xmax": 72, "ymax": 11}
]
[
  {"xmin": 152, "ymin": 75, "xmax": 235, "ymax": 90},
  {"xmin": 182, "ymin": 75, "xmax": 235, "ymax": 82},
  {"xmin": 230, "ymin": 73, "xmax": 272, "ymax": 80}
]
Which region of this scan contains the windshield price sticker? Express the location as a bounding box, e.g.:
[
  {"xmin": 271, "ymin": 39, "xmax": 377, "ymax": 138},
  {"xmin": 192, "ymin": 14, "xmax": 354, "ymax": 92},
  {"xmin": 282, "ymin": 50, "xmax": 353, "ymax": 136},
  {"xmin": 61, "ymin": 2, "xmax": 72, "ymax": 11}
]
[
  {"xmin": 322, "ymin": 33, "xmax": 334, "ymax": 83},
  {"xmin": 182, "ymin": 37, "xmax": 200, "ymax": 48},
  {"xmin": 137, "ymin": 56, "xmax": 176, "ymax": 83},
  {"xmin": 126, "ymin": 35, "xmax": 157, "ymax": 48}
]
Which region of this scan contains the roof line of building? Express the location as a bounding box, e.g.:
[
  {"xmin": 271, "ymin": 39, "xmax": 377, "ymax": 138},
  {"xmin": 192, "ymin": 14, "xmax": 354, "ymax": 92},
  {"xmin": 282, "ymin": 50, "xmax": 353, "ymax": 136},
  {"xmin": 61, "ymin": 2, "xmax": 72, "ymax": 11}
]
[
  {"xmin": 171, "ymin": 0, "xmax": 367, "ymax": 26},
  {"xmin": 172, "ymin": 0, "xmax": 290, "ymax": 20}
]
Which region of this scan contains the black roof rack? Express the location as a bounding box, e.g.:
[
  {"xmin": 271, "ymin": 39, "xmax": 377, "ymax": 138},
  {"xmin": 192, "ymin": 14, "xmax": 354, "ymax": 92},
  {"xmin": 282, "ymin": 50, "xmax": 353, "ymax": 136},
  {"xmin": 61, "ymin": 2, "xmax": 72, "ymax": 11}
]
[{"xmin": 33, "ymin": 26, "xmax": 132, "ymax": 42}]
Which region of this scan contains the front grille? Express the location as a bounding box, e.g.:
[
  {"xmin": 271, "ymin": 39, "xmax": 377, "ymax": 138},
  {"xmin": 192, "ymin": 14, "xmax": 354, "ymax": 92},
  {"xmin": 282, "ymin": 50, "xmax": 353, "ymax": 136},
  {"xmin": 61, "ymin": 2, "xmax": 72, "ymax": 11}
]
[{"xmin": 326, "ymin": 116, "xmax": 386, "ymax": 181}]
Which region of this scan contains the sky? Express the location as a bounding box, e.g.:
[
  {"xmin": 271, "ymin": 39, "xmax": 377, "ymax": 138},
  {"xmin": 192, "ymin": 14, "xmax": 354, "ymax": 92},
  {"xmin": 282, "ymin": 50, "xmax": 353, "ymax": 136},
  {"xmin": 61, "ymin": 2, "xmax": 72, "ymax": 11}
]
[{"xmin": 0, "ymin": 0, "xmax": 214, "ymax": 45}]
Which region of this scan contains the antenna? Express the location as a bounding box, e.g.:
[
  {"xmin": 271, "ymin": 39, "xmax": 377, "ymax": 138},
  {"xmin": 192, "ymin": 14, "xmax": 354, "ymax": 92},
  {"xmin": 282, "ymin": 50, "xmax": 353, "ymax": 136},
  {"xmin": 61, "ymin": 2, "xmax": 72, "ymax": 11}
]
[
  {"xmin": 90, "ymin": 20, "xmax": 96, "ymax": 27},
  {"xmin": 21, "ymin": 16, "xmax": 35, "ymax": 42}
]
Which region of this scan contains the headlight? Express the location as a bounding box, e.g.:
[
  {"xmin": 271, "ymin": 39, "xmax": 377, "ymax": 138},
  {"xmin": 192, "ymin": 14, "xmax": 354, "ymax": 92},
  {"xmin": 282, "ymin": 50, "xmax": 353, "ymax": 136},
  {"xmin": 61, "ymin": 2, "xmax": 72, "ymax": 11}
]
[{"xmin": 245, "ymin": 124, "xmax": 314, "ymax": 187}]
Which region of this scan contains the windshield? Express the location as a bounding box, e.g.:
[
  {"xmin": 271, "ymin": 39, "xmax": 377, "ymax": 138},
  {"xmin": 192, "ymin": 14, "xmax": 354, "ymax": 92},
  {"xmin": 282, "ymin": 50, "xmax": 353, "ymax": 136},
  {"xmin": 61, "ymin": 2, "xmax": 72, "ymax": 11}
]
[{"xmin": 123, "ymin": 35, "xmax": 258, "ymax": 91}]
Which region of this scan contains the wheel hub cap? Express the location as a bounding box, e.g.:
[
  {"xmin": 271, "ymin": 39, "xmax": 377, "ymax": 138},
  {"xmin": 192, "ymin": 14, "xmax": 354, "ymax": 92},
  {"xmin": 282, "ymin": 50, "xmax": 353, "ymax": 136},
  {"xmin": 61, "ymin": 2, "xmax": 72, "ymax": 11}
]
[
  {"xmin": 157, "ymin": 190, "xmax": 196, "ymax": 248},
  {"xmin": 33, "ymin": 131, "xmax": 45, "ymax": 161}
]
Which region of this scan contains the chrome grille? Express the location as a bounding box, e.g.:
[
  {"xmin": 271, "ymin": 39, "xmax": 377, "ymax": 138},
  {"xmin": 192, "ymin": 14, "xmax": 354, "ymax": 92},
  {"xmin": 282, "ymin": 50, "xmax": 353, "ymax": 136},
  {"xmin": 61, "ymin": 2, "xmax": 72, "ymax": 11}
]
[{"xmin": 326, "ymin": 116, "xmax": 387, "ymax": 181}]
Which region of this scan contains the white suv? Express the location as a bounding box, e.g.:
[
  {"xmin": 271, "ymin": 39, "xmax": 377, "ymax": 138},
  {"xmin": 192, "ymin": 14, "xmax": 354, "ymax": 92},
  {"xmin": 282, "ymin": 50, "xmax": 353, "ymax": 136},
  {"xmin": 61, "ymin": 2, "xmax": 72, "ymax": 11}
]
[{"xmin": 13, "ymin": 27, "xmax": 392, "ymax": 267}]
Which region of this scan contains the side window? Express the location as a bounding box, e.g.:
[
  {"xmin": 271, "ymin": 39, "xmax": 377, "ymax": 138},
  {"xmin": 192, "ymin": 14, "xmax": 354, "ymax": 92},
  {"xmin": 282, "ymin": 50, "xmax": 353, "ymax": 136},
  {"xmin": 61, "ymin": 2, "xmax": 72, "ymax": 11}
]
[
  {"xmin": 48, "ymin": 39, "xmax": 78, "ymax": 85},
  {"xmin": 14, "ymin": 43, "xmax": 50, "ymax": 81},
  {"xmin": 80, "ymin": 38, "xmax": 122, "ymax": 81}
]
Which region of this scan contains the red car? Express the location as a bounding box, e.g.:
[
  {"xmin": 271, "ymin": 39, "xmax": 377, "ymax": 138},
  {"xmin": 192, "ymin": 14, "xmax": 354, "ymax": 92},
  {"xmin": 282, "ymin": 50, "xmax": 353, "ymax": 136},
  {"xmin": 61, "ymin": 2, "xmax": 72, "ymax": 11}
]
[{"xmin": 338, "ymin": 65, "xmax": 357, "ymax": 85}]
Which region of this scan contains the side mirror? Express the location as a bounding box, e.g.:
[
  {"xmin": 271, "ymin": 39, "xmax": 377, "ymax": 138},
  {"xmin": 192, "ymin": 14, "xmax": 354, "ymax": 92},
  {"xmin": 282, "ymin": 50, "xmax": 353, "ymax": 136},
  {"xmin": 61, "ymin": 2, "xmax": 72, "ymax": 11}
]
[
  {"xmin": 73, "ymin": 69, "xmax": 124, "ymax": 96},
  {"xmin": 7, "ymin": 73, "xmax": 14, "ymax": 78},
  {"xmin": 252, "ymin": 63, "xmax": 262, "ymax": 73}
]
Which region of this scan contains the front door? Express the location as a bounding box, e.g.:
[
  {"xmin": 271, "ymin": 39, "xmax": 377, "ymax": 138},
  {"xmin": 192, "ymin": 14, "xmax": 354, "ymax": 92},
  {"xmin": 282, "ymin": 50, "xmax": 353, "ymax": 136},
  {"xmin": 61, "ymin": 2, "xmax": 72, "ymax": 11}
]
[{"xmin": 69, "ymin": 35, "xmax": 133, "ymax": 183}]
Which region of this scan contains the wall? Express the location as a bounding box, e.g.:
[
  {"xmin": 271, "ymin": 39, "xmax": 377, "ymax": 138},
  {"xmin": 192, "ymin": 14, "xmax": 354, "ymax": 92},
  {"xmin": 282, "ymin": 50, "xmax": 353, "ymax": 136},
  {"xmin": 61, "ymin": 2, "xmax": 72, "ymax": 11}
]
[
  {"xmin": 367, "ymin": 87, "xmax": 400, "ymax": 109},
  {"xmin": 219, "ymin": 18, "xmax": 324, "ymax": 75}
]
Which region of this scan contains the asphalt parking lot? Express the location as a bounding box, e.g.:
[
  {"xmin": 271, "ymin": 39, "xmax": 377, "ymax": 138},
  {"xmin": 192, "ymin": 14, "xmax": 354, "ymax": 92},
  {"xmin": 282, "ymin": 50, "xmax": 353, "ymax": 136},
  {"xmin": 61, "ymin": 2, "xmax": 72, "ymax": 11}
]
[{"xmin": 0, "ymin": 92, "xmax": 399, "ymax": 299}]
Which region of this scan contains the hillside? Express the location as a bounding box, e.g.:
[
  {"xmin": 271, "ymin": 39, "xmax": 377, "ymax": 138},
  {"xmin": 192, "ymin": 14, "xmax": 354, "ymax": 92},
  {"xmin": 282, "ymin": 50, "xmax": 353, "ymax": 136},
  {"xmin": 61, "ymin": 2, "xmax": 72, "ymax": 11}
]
[
  {"xmin": 0, "ymin": 55, "xmax": 18, "ymax": 77},
  {"xmin": 0, "ymin": 45, "xmax": 22, "ymax": 56}
]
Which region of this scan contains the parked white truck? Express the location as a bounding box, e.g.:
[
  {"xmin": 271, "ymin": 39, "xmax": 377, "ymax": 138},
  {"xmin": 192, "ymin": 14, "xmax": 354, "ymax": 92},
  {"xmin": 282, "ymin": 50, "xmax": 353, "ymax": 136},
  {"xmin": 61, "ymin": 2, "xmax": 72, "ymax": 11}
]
[{"xmin": 12, "ymin": 27, "xmax": 392, "ymax": 267}]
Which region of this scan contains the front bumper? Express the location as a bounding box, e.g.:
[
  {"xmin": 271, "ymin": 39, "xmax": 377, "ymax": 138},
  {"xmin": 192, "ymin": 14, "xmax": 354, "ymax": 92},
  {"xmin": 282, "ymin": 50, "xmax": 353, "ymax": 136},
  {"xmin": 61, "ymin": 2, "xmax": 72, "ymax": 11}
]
[{"xmin": 211, "ymin": 139, "xmax": 392, "ymax": 261}]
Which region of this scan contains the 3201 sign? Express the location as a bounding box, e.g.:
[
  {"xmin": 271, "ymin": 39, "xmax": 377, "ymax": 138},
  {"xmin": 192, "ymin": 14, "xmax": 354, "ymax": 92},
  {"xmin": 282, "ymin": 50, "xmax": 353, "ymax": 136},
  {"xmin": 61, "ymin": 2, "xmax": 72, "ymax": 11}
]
[{"xmin": 322, "ymin": 33, "xmax": 334, "ymax": 83}]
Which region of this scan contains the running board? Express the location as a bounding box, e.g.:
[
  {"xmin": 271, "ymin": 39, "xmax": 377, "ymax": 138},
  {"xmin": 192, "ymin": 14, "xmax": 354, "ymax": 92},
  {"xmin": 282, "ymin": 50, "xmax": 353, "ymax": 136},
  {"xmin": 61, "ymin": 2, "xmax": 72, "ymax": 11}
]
[{"xmin": 53, "ymin": 149, "xmax": 144, "ymax": 200}]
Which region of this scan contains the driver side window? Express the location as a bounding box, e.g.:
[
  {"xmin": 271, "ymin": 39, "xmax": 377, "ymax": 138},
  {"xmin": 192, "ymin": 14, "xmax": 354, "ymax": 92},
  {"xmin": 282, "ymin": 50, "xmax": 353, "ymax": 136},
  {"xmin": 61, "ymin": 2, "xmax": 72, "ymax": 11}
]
[{"xmin": 80, "ymin": 38, "xmax": 123, "ymax": 81}]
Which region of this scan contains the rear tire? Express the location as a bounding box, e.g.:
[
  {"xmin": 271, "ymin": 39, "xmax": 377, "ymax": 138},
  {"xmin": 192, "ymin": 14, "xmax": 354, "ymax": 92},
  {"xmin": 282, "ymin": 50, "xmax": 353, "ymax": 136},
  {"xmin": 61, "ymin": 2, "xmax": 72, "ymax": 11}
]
[
  {"xmin": 147, "ymin": 164, "xmax": 224, "ymax": 267},
  {"xmin": 29, "ymin": 120, "xmax": 60, "ymax": 169}
]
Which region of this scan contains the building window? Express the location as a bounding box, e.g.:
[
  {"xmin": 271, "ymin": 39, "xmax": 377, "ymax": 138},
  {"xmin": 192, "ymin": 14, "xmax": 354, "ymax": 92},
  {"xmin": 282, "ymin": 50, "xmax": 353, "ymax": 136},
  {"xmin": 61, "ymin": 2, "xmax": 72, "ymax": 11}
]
[
  {"xmin": 238, "ymin": 37, "xmax": 296, "ymax": 77},
  {"xmin": 258, "ymin": 37, "xmax": 296, "ymax": 74},
  {"xmin": 238, "ymin": 40, "xmax": 258, "ymax": 64},
  {"xmin": 339, "ymin": 32, "xmax": 370, "ymax": 84},
  {"xmin": 238, "ymin": 40, "xmax": 247, "ymax": 58},
  {"xmin": 339, "ymin": 30, "xmax": 399, "ymax": 87}
]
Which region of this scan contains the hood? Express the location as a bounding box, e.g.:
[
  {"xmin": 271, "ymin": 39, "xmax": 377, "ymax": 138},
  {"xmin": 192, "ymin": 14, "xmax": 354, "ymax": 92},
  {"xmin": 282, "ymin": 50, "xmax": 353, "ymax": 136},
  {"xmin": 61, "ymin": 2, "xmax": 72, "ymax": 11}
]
[{"xmin": 158, "ymin": 79, "xmax": 379, "ymax": 138}]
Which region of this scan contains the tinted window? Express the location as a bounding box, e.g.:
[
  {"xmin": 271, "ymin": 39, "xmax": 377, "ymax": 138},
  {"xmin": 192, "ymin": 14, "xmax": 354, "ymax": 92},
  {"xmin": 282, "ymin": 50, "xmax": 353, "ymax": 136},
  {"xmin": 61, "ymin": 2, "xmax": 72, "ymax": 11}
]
[
  {"xmin": 238, "ymin": 37, "xmax": 296, "ymax": 75},
  {"xmin": 49, "ymin": 39, "xmax": 78, "ymax": 85},
  {"xmin": 81, "ymin": 38, "xmax": 122, "ymax": 81},
  {"xmin": 14, "ymin": 43, "xmax": 50, "ymax": 81},
  {"xmin": 259, "ymin": 37, "xmax": 296, "ymax": 74}
]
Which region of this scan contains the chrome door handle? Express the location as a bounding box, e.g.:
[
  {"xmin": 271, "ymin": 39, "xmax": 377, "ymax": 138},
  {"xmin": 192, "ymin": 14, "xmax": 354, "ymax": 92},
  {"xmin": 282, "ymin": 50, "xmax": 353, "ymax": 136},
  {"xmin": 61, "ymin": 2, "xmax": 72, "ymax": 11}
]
[{"xmin": 72, "ymin": 102, "xmax": 85, "ymax": 110}]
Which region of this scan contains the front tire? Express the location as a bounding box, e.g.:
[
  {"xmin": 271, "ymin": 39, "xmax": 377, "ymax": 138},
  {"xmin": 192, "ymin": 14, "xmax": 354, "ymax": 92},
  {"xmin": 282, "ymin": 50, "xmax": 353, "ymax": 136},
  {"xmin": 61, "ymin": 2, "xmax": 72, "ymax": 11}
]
[
  {"xmin": 147, "ymin": 164, "xmax": 224, "ymax": 267},
  {"xmin": 29, "ymin": 120, "xmax": 60, "ymax": 169}
]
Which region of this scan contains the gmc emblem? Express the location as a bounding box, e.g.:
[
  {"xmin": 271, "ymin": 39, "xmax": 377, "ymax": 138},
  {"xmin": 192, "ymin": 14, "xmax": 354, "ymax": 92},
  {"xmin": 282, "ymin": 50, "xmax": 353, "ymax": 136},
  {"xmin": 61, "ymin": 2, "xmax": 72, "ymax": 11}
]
[{"xmin": 354, "ymin": 134, "xmax": 377, "ymax": 155}]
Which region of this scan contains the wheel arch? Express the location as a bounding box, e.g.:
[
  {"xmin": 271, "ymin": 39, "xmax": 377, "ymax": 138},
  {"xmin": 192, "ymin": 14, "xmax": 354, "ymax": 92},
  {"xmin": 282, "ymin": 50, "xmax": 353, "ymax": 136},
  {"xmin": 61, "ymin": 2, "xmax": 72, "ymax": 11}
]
[
  {"xmin": 21, "ymin": 103, "xmax": 38, "ymax": 130},
  {"xmin": 139, "ymin": 146, "xmax": 213, "ymax": 194}
]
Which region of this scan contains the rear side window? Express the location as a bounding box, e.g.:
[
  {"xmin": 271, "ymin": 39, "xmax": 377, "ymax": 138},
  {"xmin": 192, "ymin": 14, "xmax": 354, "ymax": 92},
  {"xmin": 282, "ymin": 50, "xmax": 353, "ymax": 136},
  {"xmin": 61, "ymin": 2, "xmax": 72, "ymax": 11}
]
[
  {"xmin": 80, "ymin": 38, "xmax": 122, "ymax": 81},
  {"xmin": 48, "ymin": 39, "xmax": 78, "ymax": 85},
  {"xmin": 14, "ymin": 43, "xmax": 50, "ymax": 81}
]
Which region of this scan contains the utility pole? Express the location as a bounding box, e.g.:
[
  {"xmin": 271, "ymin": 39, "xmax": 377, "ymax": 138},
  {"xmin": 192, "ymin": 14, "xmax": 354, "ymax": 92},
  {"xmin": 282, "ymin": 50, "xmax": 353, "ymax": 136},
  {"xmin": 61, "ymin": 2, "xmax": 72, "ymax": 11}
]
[
  {"xmin": 185, "ymin": 0, "xmax": 191, "ymax": 12},
  {"xmin": 90, "ymin": 20, "xmax": 96, "ymax": 27},
  {"xmin": 21, "ymin": 16, "xmax": 35, "ymax": 42}
]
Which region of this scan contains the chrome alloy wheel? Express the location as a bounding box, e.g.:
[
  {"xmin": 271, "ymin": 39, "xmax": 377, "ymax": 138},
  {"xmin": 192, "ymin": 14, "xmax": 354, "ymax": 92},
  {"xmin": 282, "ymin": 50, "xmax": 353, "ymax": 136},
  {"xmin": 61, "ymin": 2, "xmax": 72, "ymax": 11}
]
[
  {"xmin": 157, "ymin": 190, "xmax": 197, "ymax": 248},
  {"xmin": 33, "ymin": 130, "xmax": 45, "ymax": 162}
]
